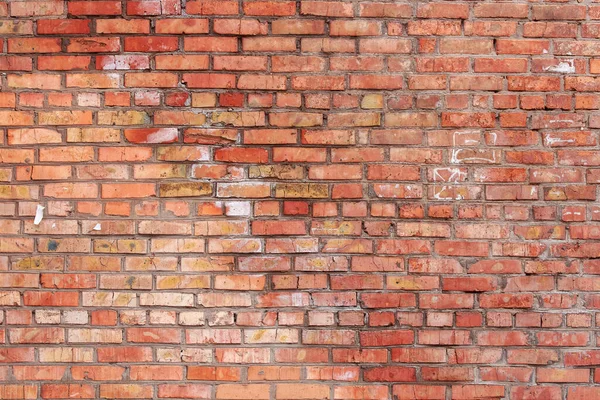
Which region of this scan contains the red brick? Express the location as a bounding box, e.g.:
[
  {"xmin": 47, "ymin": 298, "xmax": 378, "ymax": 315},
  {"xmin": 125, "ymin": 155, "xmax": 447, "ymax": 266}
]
[
  {"xmin": 67, "ymin": 37, "xmax": 120, "ymax": 52},
  {"xmin": 127, "ymin": 328, "xmax": 180, "ymax": 343},
  {"xmin": 0, "ymin": 56, "xmax": 33, "ymax": 71},
  {"xmin": 274, "ymin": 19, "xmax": 325, "ymax": 35},
  {"xmin": 301, "ymin": 1, "xmax": 353, "ymax": 17},
  {"xmin": 38, "ymin": 19, "xmax": 90, "ymax": 34},
  {"xmin": 364, "ymin": 366, "xmax": 416, "ymax": 382},
  {"xmin": 474, "ymin": 3, "xmax": 529, "ymax": 18},
  {"xmin": 2, "ymin": 3, "xmax": 600, "ymax": 396},
  {"xmin": 38, "ymin": 56, "xmax": 91, "ymax": 71},
  {"xmin": 68, "ymin": 1, "xmax": 121, "ymax": 15},
  {"xmin": 42, "ymin": 384, "xmax": 95, "ymax": 399},
  {"xmin": 8, "ymin": 38, "xmax": 61, "ymax": 53},
  {"xmin": 125, "ymin": 37, "xmax": 178, "ymax": 52},
  {"xmin": 96, "ymin": 19, "xmax": 150, "ymax": 34},
  {"xmin": 243, "ymin": 1, "xmax": 296, "ymax": 16},
  {"xmin": 10, "ymin": 2, "xmax": 64, "ymax": 17}
]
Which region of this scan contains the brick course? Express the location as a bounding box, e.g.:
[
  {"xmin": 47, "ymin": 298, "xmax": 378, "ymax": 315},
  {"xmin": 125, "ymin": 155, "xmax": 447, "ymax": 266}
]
[{"xmin": 0, "ymin": 1, "xmax": 599, "ymax": 399}]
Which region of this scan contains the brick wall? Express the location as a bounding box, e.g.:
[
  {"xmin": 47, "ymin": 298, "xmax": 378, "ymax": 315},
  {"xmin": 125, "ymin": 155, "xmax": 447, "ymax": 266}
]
[{"xmin": 0, "ymin": 0, "xmax": 599, "ymax": 399}]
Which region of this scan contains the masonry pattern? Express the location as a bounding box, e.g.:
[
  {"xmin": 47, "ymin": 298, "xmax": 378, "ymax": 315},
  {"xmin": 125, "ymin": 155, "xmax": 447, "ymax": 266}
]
[{"xmin": 0, "ymin": 1, "xmax": 600, "ymax": 399}]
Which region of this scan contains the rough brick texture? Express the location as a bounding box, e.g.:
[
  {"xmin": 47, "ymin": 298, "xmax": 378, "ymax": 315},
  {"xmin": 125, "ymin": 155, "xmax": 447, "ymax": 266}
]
[{"xmin": 0, "ymin": 1, "xmax": 599, "ymax": 399}]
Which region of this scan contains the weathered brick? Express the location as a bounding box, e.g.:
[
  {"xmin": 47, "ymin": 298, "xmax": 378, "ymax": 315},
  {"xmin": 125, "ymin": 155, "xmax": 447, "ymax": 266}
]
[{"xmin": 3, "ymin": 2, "xmax": 600, "ymax": 396}]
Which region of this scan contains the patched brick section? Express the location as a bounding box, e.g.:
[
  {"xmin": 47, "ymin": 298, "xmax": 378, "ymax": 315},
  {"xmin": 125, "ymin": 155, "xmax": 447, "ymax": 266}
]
[{"xmin": 0, "ymin": 0, "xmax": 598, "ymax": 399}]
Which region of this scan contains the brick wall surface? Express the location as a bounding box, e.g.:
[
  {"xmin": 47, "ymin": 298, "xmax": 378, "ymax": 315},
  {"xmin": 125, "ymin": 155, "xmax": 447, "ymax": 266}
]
[{"xmin": 0, "ymin": 0, "xmax": 599, "ymax": 399}]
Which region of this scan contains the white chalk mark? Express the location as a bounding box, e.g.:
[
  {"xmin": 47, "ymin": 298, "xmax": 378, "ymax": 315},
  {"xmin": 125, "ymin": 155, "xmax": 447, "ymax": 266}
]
[
  {"xmin": 451, "ymin": 149, "xmax": 496, "ymax": 164},
  {"xmin": 432, "ymin": 186, "xmax": 464, "ymax": 200},
  {"xmin": 450, "ymin": 131, "xmax": 495, "ymax": 164},
  {"xmin": 545, "ymin": 134, "xmax": 575, "ymax": 146},
  {"xmin": 548, "ymin": 119, "xmax": 574, "ymax": 124},
  {"xmin": 433, "ymin": 168, "xmax": 466, "ymax": 183}
]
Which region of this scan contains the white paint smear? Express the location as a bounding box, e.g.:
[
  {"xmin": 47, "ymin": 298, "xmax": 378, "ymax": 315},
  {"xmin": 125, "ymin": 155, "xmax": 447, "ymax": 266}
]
[
  {"xmin": 544, "ymin": 60, "xmax": 575, "ymax": 74},
  {"xmin": 33, "ymin": 205, "xmax": 44, "ymax": 225}
]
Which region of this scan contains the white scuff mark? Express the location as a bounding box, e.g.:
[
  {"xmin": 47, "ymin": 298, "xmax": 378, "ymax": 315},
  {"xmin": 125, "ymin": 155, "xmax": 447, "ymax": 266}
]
[
  {"xmin": 52, "ymin": 223, "xmax": 56, "ymax": 229},
  {"xmin": 291, "ymin": 292, "xmax": 304, "ymax": 306},
  {"xmin": 225, "ymin": 202, "xmax": 251, "ymax": 216},
  {"xmin": 542, "ymin": 49, "xmax": 549, "ymax": 54},
  {"xmin": 544, "ymin": 60, "xmax": 575, "ymax": 74},
  {"xmin": 545, "ymin": 134, "xmax": 575, "ymax": 146},
  {"xmin": 548, "ymin": 119, "xmax": 574, "ymax": 124},
  {"xmin": 33, "ymin": 205, "xmax": 44, "ymax": 225},
  {"xmin": 488, "ymin": 132, "xmax": 497, "ymax": 145},
  {"xmin": 93, "ymin": 223, "xmax": 102, "ymax": 231},
  {"xmin": 145, "ymin": 128, "xmax": 178, "ymax": 143},
  {"xmin": 99, "ymin": 57, "xmax": 116, "ymax": 70},
  {"xmin": 336, "ymin": 370, "xmax": 358, "ymax": 380}
]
